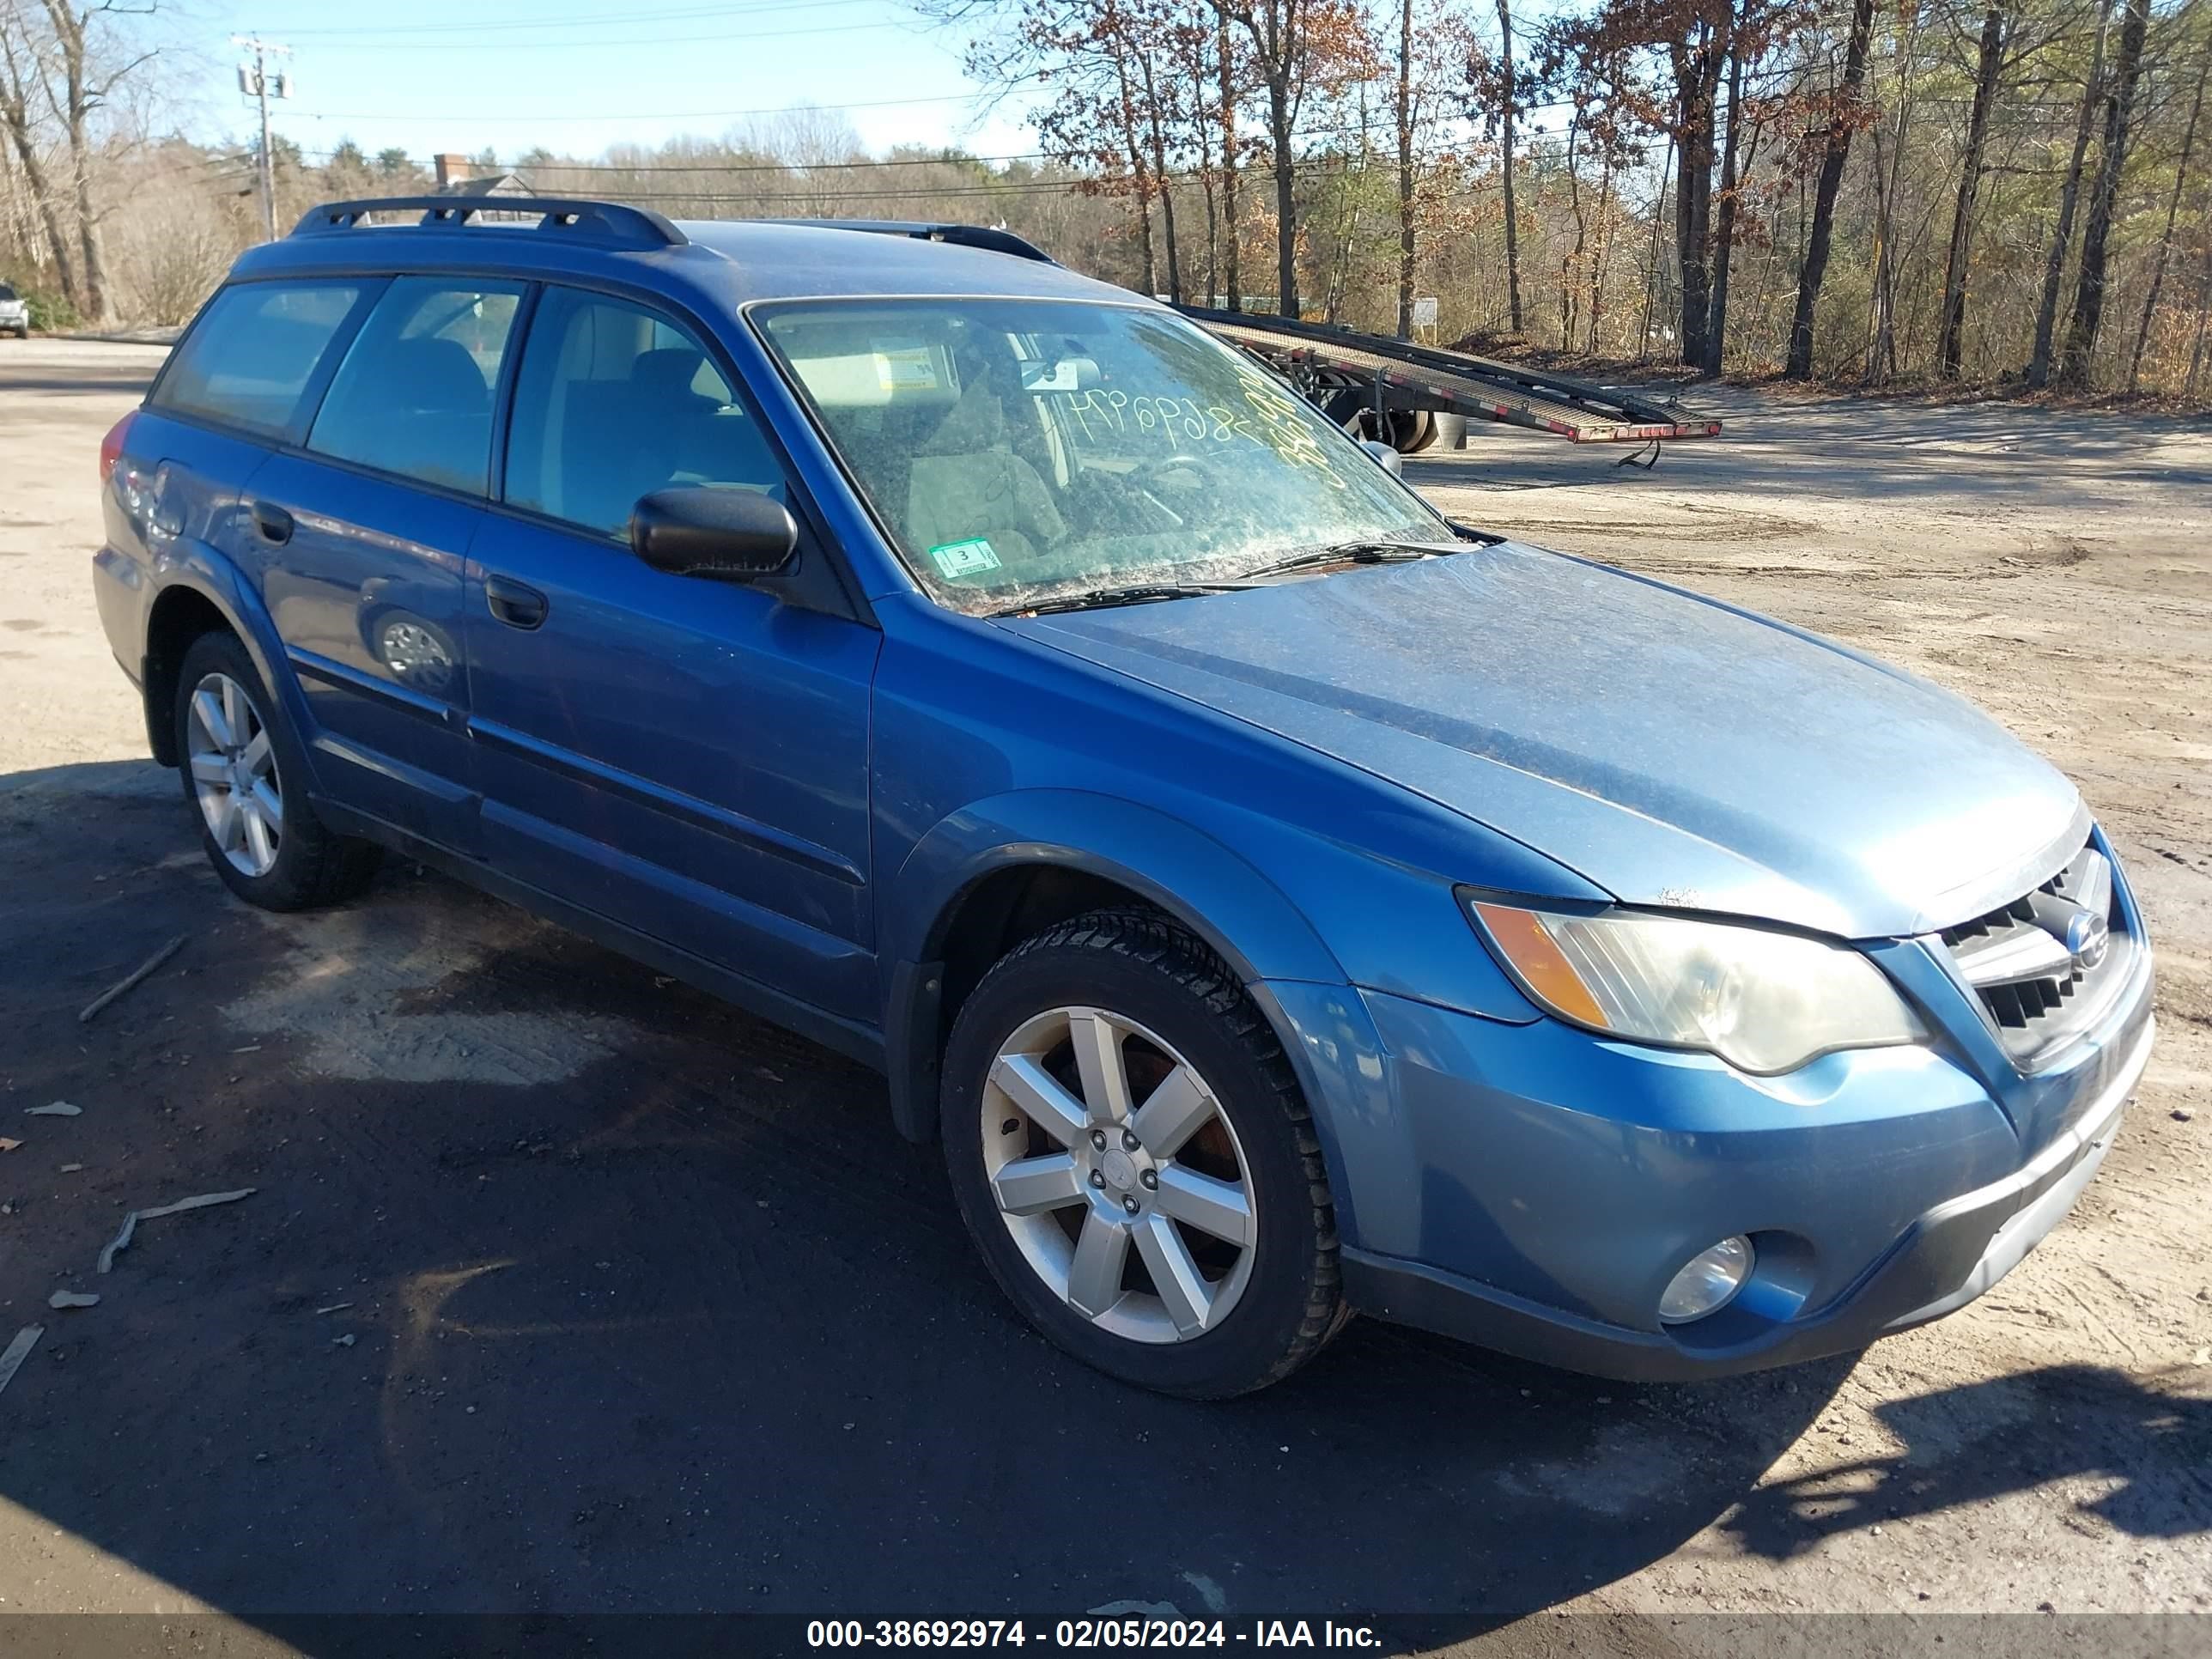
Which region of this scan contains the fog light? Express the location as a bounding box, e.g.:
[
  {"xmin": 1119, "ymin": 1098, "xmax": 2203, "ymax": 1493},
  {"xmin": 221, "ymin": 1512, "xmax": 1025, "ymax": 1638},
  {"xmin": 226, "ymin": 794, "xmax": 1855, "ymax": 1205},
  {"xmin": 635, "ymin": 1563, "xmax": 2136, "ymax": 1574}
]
[{"xmin": 1659, "ymin": 1236, "xmax": 1754, "ymax": 1323}]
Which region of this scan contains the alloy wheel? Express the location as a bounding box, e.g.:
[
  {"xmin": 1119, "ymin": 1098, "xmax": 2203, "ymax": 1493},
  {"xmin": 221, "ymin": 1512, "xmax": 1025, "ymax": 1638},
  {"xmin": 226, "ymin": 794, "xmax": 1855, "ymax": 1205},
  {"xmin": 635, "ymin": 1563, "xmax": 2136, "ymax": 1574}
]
[
  {"xmin": 185, "ymin": 671, "xmax": 283, "ymax": 878},
  {"xmin": 981, "ymin": 1006, "xmax": 1256, "ymax": 1344}
]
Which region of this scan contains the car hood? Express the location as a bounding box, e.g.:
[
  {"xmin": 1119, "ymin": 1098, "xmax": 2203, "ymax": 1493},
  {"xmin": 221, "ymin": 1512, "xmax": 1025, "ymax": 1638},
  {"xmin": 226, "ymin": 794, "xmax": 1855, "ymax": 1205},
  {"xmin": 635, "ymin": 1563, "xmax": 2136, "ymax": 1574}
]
[{"xmin": 1004, "ymin": 544, "xmax": 2087, "ymax": 939}]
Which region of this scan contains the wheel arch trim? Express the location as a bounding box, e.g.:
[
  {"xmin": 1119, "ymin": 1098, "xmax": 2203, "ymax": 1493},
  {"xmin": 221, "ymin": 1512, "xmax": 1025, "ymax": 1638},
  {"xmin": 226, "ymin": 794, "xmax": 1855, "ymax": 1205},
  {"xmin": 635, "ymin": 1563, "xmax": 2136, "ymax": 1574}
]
[
  {"xmin": 879, "ymin": 790, "xmax": 1351, "ymax": 1144},
  {"xmin": 142, "ymin": 552, "xmax": 318, "ymax": 775}
]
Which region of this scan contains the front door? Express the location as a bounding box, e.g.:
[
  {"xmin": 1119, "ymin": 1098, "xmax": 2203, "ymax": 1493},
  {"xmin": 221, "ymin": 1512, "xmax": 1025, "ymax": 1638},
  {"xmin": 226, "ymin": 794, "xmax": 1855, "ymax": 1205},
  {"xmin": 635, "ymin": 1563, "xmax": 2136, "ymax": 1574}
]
[{"xmin": 465, "ymin": 284, "xmax": 880, "ymax": 1020}]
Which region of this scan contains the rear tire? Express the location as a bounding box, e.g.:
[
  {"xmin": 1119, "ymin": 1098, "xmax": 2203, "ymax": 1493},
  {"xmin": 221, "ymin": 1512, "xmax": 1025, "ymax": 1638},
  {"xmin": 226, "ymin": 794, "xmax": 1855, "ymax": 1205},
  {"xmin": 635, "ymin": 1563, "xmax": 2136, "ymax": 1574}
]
[
  {"xmin": 173, "ymin": 629, "xmax": 380, "ymax": 911},
  {"xmin": 941, "ymin": 909, "xmax": 1345, "ymax": 1398}
]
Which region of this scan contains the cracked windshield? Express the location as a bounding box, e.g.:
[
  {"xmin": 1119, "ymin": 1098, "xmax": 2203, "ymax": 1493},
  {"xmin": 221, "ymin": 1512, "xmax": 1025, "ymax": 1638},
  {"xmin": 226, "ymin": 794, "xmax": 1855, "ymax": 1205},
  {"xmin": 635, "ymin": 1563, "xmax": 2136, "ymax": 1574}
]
[{"xmin": 757, "ymin": 299, "xmax": 1447, "ymax": 614}]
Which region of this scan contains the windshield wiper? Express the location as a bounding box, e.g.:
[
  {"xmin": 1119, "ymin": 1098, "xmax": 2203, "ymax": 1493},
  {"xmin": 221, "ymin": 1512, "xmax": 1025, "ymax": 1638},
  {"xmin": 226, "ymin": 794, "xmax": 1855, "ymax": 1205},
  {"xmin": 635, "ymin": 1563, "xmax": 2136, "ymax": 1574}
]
[
  {"xmin": 988, "ymin": 580, "xmax": 1255, "ymax": 617},
  {"xmin": 1242, "ymin": 538, "xmax": 1464, "ymax": 580}
]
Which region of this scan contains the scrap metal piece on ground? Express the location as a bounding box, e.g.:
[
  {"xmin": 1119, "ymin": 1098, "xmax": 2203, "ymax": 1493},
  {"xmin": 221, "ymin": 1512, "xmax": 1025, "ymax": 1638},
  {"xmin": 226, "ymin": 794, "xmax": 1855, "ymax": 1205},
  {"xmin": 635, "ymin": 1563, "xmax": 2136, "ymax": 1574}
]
[
  {"xmin": 95, "ymin": 1211, "xmax": 136, "ymax": 1273},
  {"xmin": 46, "ymin": 1291, "xmax": 99, "ymax": 1310},
  {"xmin": 78, "ymin": 933, "xmax": 186, "ymax": 1024},
  {"xmin": 26, "ymin": 1103, "xmax": 82, "ymax": 1117},
  {"xmin": 96, "ymin": 1188, "xmax": 257, "ymax": 1274},
  {"xmin": 0, "ymin": 1327, "xmax": 41, "ymax": 1400}
]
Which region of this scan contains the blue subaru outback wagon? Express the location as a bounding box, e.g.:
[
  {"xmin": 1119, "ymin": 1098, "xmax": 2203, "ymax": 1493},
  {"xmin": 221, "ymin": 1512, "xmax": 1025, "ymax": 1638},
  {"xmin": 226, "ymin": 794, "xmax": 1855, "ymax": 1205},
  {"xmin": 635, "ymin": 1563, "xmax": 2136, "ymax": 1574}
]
[{"xmin": 93, "ymin": 198, "xmax": 2154, "ymax": 1397}]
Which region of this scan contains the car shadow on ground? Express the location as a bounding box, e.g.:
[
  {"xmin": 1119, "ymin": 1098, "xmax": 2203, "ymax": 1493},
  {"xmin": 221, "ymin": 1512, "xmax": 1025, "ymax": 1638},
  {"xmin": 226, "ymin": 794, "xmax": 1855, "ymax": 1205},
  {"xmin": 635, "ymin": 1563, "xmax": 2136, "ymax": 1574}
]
[
  {"xmin": 3, "ymin": 759, "xmax": 2200, "ymax": 1643},
  {"xmin": 1723, "ymin": 1362, "xmax": 2212, "ymax": 1559}
]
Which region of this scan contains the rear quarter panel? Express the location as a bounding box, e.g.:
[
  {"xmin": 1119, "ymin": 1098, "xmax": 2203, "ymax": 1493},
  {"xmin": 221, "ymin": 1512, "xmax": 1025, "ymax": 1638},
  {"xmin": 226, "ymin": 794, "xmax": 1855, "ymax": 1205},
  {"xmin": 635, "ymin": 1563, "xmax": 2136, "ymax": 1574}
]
[{"xmin": 98, "ymin": 411, "xmax": 314, "ymax": 763}]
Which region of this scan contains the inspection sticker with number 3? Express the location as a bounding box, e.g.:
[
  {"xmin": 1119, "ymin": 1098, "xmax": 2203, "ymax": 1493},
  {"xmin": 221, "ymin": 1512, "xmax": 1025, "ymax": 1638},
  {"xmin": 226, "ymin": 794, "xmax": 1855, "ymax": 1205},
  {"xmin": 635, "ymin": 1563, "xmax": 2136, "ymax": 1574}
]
[{"xmin": 928, "ymin": 538, "xmax": 1003, "ymax": 578}]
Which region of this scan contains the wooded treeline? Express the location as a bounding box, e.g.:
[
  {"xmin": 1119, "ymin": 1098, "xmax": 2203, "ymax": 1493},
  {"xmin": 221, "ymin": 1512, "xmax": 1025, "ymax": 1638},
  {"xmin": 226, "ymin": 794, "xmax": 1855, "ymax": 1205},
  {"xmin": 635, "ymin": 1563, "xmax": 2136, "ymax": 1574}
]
[
  {"xmin": 4, "ymin": 0, "xmax": 2209, "ymax": 398},
  {"xmin": 945, "ymin": 0, "xmax": 2212, "ymax": 394}
]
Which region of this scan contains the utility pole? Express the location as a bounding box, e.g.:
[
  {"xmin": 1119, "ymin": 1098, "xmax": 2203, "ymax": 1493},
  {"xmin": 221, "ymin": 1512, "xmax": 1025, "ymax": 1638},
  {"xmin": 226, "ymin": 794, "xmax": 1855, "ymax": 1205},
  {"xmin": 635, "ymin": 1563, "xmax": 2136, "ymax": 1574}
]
[{"xmin": 233, "ymin": 36, "xmax": 292, "ymax": 241}]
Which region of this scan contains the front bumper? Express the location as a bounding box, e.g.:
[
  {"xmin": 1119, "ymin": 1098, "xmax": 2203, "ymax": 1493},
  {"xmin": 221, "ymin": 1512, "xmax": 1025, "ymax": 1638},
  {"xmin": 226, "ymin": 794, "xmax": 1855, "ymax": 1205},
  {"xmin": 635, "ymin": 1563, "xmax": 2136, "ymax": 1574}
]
[{"xmin": 1259, "ymin": 925, "xmax": 2154, "ymax": 1382}]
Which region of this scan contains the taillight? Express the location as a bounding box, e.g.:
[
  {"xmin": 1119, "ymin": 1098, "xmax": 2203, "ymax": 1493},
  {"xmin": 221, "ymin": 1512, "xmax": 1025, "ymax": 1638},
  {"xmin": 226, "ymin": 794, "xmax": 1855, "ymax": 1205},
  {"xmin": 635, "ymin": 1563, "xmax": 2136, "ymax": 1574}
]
[{"xmin": 100, "ymin": 410, "xmax": 137, "ymax": 483}]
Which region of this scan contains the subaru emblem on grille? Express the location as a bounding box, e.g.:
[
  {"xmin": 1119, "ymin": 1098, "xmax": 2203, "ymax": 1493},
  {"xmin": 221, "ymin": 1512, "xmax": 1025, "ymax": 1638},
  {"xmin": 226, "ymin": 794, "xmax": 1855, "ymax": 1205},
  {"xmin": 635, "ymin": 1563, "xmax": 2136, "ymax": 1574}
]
[{"xmin": 2066, "ymin": 908, "xmax": 2111, "ymax": 972}]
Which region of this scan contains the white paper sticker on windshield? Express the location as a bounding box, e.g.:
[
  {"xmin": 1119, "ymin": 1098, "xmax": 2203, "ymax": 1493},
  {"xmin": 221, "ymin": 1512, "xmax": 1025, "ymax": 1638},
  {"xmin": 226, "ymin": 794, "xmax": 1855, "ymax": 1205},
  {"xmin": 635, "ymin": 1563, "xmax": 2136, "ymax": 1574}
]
[
  {"xmin": 928, "ymin": 538, "xmax": 1002, "ymax": 579},
  {"xmin": 874, "ymin": 343, "xmax": 943, "ymax": 392}
]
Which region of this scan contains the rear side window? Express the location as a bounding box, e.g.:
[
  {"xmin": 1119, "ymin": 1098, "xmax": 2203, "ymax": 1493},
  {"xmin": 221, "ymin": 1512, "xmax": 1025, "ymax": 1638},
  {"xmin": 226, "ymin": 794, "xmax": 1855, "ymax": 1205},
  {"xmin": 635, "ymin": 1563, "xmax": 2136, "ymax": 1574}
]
[
  {"xmin": 502, "ymin": 285, "xmax": 787, "ymax": 539},
  {"xmin": 307, "ymin": 277, "xmax": 525, "ymax": 495},
  {"xmin": 152, "ymin": 282, "xmax": 362, "ymax": 437}
]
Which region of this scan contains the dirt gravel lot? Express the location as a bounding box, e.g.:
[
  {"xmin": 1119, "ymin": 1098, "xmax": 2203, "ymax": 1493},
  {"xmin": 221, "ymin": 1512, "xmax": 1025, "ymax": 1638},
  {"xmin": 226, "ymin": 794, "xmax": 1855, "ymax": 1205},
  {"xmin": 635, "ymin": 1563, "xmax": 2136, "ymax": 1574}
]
[{"xmin": 0, "ymin": 336, "xmax": 2207, "ymax": 1653}]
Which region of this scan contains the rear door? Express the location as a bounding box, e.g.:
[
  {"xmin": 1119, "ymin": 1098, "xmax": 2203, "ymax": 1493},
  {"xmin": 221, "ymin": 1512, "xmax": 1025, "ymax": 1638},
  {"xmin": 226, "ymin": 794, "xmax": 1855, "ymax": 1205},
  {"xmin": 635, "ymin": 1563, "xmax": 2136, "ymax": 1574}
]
[
  {"xmin": 246, "ymin": 275, "xmax": 526, "ymax": 854},
  {"xmin": 131, "ymin": 280, "xmax": 372, "ymax": 671},
  {"xmin": 465, "ymin": 283, "xmax": 881, "ymax": 1021}
]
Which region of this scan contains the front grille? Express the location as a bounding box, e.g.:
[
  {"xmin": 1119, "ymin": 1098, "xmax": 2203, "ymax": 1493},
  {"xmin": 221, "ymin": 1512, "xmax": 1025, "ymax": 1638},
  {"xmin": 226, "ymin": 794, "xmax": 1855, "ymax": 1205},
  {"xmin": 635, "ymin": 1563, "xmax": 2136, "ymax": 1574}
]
[{"xmin": 1940, "ymin": 841, "xmax": 2128, "ymax": 1064}]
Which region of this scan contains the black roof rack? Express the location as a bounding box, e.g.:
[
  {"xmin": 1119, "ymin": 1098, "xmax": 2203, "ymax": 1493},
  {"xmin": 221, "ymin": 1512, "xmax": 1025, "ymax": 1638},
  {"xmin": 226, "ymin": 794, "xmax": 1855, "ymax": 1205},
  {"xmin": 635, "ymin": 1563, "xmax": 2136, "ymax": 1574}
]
[
  {"xmin": 754, "ymin": 218, "xmax": 1057, "ymax": 264},
  {"xmin": 291, "ymin": 196, "xmax": 687, "ymax": 250}
]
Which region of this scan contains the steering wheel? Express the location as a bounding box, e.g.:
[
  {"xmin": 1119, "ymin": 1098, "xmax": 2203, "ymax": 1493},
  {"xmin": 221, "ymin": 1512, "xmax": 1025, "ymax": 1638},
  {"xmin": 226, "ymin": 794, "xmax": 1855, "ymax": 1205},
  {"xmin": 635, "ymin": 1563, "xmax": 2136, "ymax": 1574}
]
[{"xmin": 1128, "ymin": 447, "xmax": 1223, "ymax": 497}]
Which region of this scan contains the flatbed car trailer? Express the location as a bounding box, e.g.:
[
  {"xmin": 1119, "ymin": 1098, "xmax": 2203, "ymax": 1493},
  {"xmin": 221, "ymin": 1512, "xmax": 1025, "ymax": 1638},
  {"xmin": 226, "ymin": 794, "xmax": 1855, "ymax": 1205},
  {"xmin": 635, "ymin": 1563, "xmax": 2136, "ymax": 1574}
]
[{"xmin": 1176, "ymin": 304, "xmax": 1723, "ymax": 461}]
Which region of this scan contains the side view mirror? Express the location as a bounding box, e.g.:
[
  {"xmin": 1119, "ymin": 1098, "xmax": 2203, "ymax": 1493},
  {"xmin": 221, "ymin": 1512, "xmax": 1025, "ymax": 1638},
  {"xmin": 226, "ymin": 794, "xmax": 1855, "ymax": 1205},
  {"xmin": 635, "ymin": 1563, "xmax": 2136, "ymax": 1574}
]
[
  {"xmin": 1360, "ymin": 438, "xmax": 1405, "ymax": 477},
  {"xmin": 631, "ymin": 486, "xmax": 798, "ymax": 580}
]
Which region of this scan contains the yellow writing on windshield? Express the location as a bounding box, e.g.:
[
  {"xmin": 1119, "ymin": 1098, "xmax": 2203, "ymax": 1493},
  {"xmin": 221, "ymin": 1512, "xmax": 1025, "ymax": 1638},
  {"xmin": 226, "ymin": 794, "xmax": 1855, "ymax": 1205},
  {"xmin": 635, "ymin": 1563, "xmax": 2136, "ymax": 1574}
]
[{"xmin": 1046, "ymin": 372, "xmax": 1348, "ymax": 488}]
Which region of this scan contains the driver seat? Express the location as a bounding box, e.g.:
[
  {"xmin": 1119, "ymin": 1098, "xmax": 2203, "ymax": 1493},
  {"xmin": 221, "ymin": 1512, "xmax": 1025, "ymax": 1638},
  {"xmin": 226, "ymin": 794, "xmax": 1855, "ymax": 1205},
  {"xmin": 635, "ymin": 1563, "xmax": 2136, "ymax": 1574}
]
[{"xmin": 904, "ymin": 373, "xmax": 1066, "ymax": 568}]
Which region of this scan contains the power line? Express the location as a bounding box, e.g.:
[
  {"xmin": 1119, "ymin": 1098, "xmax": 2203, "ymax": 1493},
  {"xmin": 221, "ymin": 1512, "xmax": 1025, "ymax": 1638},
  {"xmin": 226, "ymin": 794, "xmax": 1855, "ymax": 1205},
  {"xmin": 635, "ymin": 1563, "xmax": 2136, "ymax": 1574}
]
[
  {"xmin": 287, "ymin": 91, "xmax": 1000, "ymax": 125},
  {"xmin": 306, "ymin": 10, "xmax": 934, "ymax": 53},
  {"xmin": 278, "ymin": 0, "xmax": 859, "ymax": 36}
]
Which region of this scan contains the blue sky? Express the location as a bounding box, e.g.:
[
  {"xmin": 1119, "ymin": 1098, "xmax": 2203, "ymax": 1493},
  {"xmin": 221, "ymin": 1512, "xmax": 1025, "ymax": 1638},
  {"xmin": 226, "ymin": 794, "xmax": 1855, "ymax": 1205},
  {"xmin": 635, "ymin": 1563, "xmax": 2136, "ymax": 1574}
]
[{"xmin": 188, "ymin": 1, "xmax": 1043, "ymax": 166}]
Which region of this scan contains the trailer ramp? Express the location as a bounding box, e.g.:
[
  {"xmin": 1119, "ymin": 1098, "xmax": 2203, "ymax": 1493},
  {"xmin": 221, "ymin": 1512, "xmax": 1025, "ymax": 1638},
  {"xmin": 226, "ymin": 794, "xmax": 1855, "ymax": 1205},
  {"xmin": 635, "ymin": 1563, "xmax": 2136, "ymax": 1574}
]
[{"xmin": 1179, "ymin": 305, "xmax": 1723, "ymax": 448}]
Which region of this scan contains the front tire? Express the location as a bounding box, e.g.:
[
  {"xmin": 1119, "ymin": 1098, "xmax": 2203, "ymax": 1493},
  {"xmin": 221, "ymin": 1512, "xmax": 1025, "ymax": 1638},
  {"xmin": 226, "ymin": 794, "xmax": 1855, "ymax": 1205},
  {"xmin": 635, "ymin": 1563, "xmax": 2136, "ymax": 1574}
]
[
  {"xmin": 173, "ymin": 629, "xmax": 380, "ymax": 910},
  {"xmin": 941, "ymin": 910, "xmax": 1345, "ymax": 1398}
]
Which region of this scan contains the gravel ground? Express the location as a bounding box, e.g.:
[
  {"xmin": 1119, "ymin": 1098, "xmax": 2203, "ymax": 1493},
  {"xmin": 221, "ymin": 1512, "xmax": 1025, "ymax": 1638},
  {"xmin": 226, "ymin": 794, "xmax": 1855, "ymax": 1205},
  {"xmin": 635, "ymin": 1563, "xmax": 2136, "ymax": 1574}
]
[{"xmin": 0, "ymin": 337, "xmax": 2206, "ymax": 1653}]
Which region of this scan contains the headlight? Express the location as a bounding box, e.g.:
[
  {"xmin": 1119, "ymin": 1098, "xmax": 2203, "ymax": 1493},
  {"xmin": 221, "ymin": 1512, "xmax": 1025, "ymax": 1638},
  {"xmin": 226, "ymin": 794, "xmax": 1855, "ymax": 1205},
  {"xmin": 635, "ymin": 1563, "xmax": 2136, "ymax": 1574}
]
[{"xmin": 1464, "ymin": 896, "xmax": 1923, "ymax": 1074}]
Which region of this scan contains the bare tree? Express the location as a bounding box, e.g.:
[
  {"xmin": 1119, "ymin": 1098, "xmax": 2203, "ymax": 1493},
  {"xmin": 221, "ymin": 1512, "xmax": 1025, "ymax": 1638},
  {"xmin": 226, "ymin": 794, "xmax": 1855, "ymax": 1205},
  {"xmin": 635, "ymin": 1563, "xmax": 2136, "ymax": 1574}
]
[
  {"xmin": 0, "ymin": 11, "xmax": 77, "ymax": 303},
  {"xmin": 2060, "ymin": 0, "xmax": 2150, "ymax": 383},
  {"xmin": 1936, "ymin": 3, "xmax": 2007, "ymax": 380},
  {"xmin": 1495, "ymin": 0, "xmax": 1524, "ymax": 331},
  {"xmin": 0, "ymin": 0, "xmax": 165, "ymax": 323},
  {"xmin": 1214, "ymin": 0, "xmax": 1243, "ymax": 306},
  {"xmin": 1701, "ymin": 4, "xmax": 1744, "ymax": 374},
  {"xmin": 1635, "ymin": 131, "xmax": 1672, "ymax": 358},
  {"xmin": 1224, "ymin": 0, "xmax": 1365, "ymax": 315},
  {"xmin": 2029, "ymin": 0, "xmax": 2113, "ymax": 387},
  {"xmin": 2129, "ymin": 32, "xmax": 2210, "ymax": 391},
  {"xmin": 1784, "ymin": 0, "xmax": 1875, "ymax": 379},
  {"xmin": 1396, "ymin": 0, "xmax": 1415, "ymax": 334}
]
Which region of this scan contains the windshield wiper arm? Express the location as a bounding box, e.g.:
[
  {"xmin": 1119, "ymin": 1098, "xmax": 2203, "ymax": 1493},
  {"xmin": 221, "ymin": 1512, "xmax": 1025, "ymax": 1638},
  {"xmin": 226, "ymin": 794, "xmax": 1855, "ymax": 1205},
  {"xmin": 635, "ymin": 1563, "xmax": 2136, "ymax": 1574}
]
[
  {"xmin": 988, "ymin": 580, "xmax": 1254, "ymax": 617},
  {"xmin": 1243, "ymin": 538, "xmax": 1462, "ymax": 579}
]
